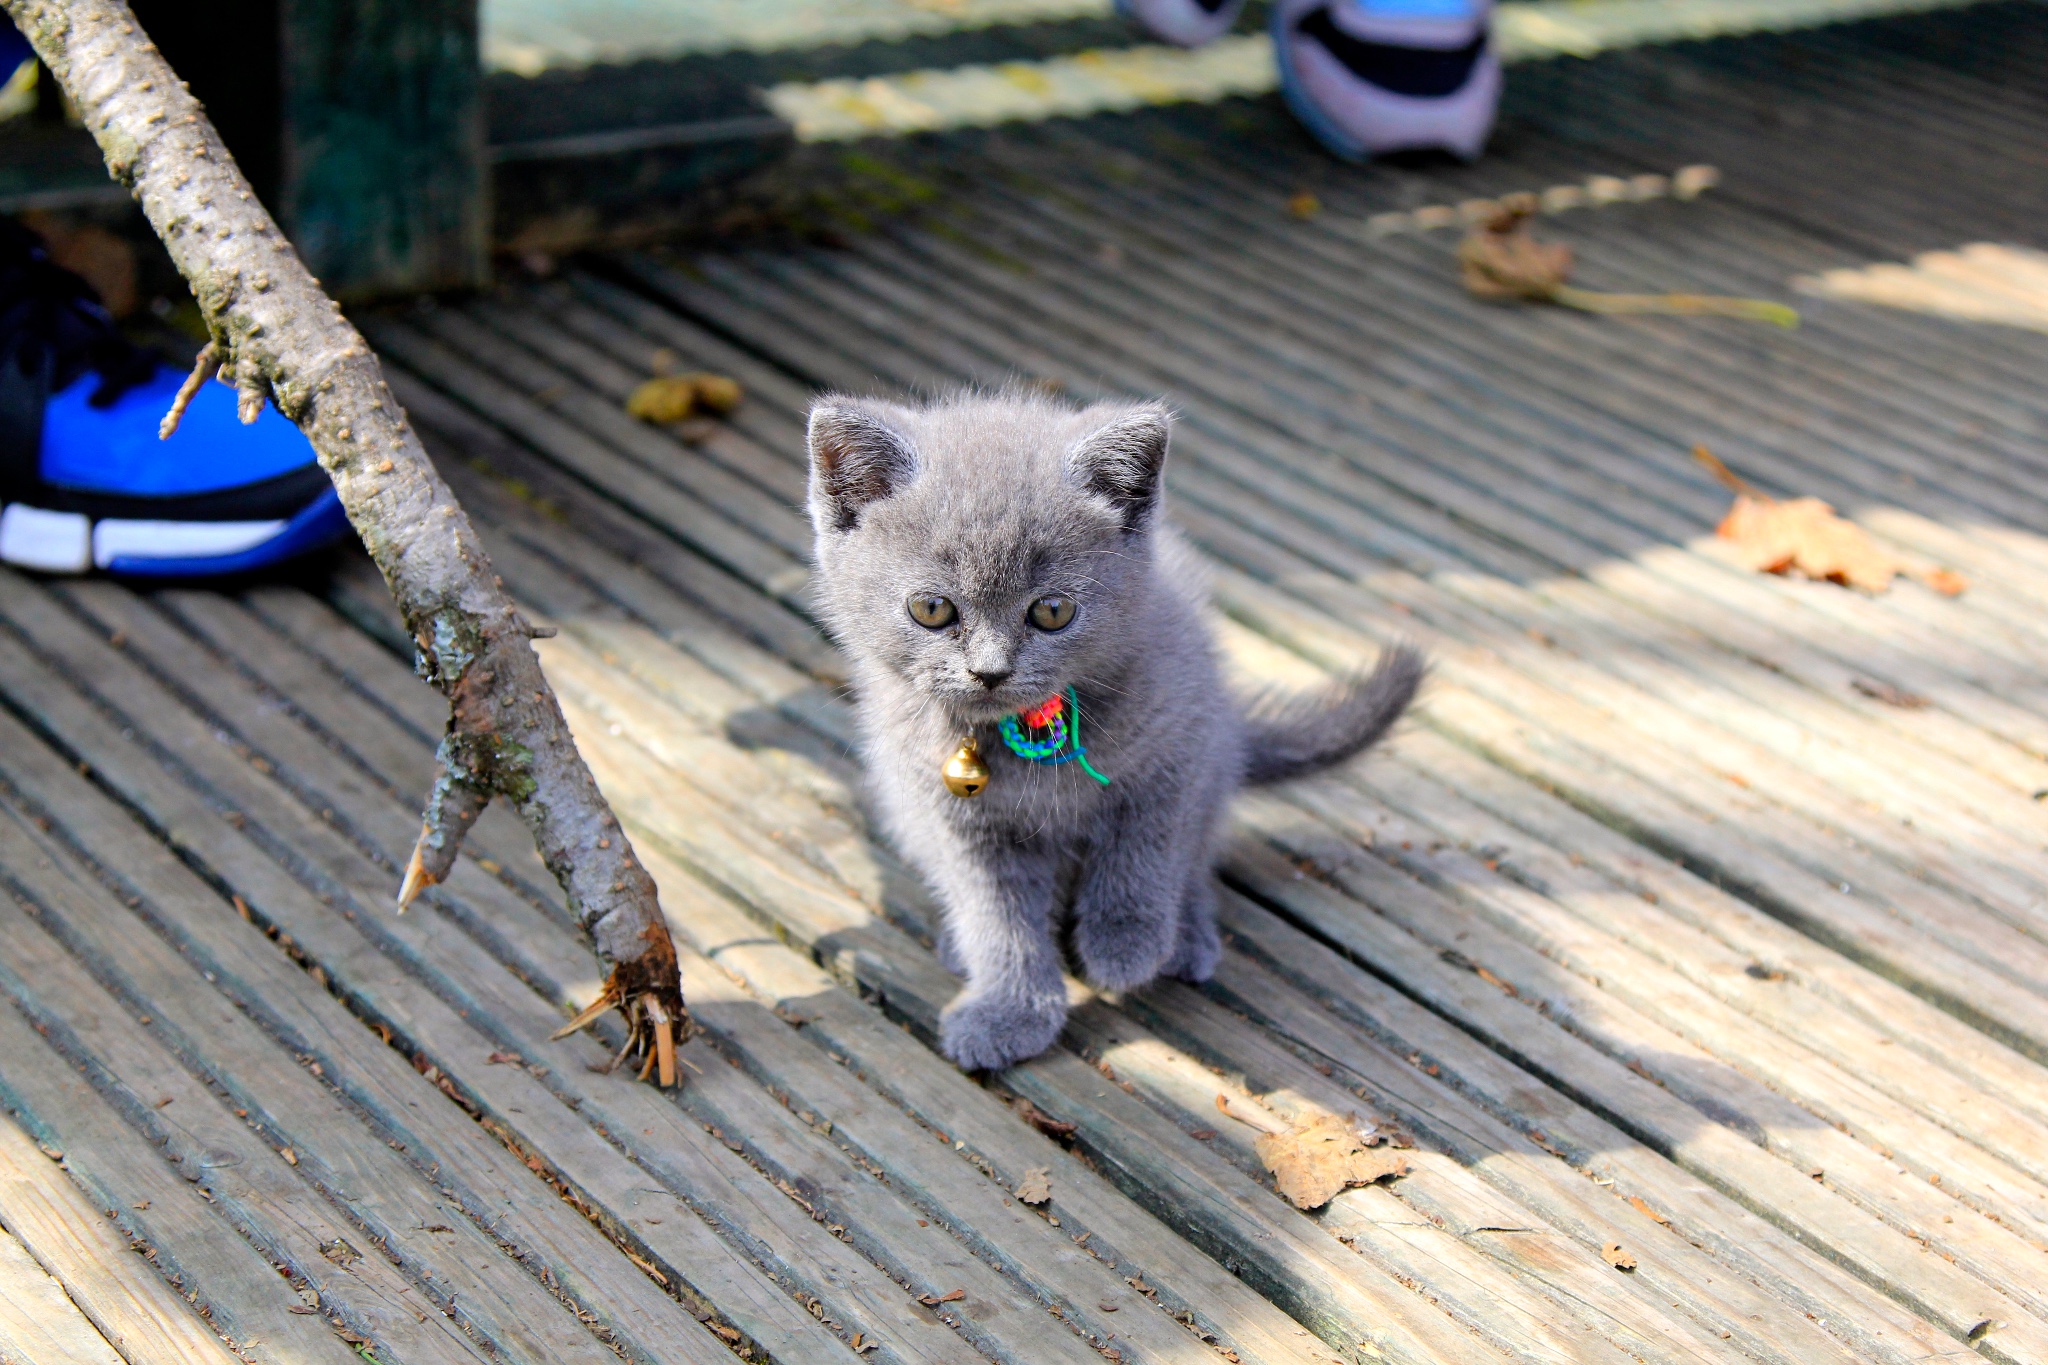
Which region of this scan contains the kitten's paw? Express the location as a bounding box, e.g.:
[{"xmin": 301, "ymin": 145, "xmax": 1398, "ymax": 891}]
[
  {"xmin": 1074, "ymin": 911, "xmax": 1174, "ymax": 992},
  {"xmin": 1164, "ymin": 914, "xmax": 1221, "ymax": 983},
  {"xmin": 939, "ymin": 992, "xmax": 1066, "ymax": 1071}
]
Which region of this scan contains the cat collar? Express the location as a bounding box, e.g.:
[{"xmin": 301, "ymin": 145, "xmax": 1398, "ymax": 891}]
[{"xmin": 998, "ymin": 688, "xmax": 1112, "ymax": 786}]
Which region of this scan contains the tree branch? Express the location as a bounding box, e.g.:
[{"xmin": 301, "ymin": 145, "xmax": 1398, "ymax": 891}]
[{"xmin": 8, "ymin": 0, "xmax": 685, "ymax": 1083}]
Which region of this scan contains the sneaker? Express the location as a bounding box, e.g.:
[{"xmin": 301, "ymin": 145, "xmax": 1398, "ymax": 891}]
[
  {"xmin": 1117, "ymin": 0, "xmax": 1247, "ymax": 48},
  {"xmin": 1272, "ymin": 0, "xmax": 1501, "ymax": 161},
  {"xmin": 0, "ymin": 220, "xmax": 347, "ymax": 577}
]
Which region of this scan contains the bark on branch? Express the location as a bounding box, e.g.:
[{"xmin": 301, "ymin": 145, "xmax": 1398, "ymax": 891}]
[{"xmin": 8, "ymin": 0, "xmax": 685, "ymax": 1082}]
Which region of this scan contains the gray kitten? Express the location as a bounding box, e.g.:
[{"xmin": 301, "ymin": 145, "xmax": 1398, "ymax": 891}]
[{"xmin": 805, "ymin": 389, "xmax": 1422, "ymax": 1071}]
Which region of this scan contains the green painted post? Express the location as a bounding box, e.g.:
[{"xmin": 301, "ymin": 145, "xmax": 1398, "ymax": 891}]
[
  {"xmin": 279, "ymin": 0, "xmax": 487, "ymax": 298},
  {"xmin": 131, "ymin": 0, "xmax": 487, "ymax": 300}
]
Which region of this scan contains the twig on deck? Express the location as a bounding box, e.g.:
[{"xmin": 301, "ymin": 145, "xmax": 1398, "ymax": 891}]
[{"xmin": 11, "ymin": 0, "xmax": 687, "ymax": 1081}]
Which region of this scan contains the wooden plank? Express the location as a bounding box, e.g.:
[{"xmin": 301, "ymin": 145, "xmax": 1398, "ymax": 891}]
[
  {"xmin": 1205, "ymin": 869, "xmax": 2040, "ymax": 1359},
  {"xmin": 663, "ymin": 855, "xmax": 1350, "ymax": 1365},
  {"xmin": 533, "ymin": 652, "xmax": 1497, "ymax": 1362},
  {"xmin": 0, "ymin": 609, "xmax": 746, "ymax": 1365},
  {"xmin": 0, "ymin": 1218, "xmax": 125, "ymax": 1365},
  {"xmin": 362, "ymin": 320, "xmax": 810, "ymax": 603},
  {"xmin": 1207, "ymin": 563, "xmax": 2048, "ymax": 1053},
  {"xmin": 679, "ymin": 938, "xmax": 1292, "ymax": 1365},
  {"xmin": 406, "ymin": 307, "xmax": 814, "ymax": 557},
  {"xmin": 1195, "ymin": 903, "xmax": 1977, "ymax": 1364},
  {"xmin": 0, "ymin": 832, "xmax": 478, "ymax": 1365},
  {"xmin": 1333, "ymin": 751, "xmax": 2048, "ymax": 1212},
  {"xmin": 0, "ymin": 1116, "xmax": 241, "ymax": 1365},
  {"xmin": 469, "ymin": 295, "xmax": 812, "ymax": 507},
  {"xmin": 1379, "ymin": 727, "xmax": 2048, "ymax": 1140},
  {"xmin": 1229, "ymin": 795, "xmax": 2048, "ymax": 1316}
]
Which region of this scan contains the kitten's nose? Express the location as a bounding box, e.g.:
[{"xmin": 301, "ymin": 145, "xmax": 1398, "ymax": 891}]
[{"xmin": 970, "ymin": 668, "xmax": 1012, "ymax": 690}]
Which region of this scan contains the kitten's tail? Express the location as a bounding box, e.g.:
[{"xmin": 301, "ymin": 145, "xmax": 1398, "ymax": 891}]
[{"xmin": 1240, "ymin": 644, "xmax": 1425, "ymax": 785}]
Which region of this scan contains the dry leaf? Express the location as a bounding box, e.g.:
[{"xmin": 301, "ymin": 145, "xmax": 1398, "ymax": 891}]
[
  {"xmin": 691, "ymin": 373, "xmax": 744, "ymax": 414},
  {"xmin": 1253, "ymin": 1113, "xmax": 1410, "ymax": 1210},
  {"xmin": 1015, "ymin": 1167, "xmax": 1052, "ymax": 1205},
  {"xmin": 1602, "ymin": 1241, "xmax": 1638, "ymax": 1271},
  {"xmin": 625, "ymin": 372, "xmax": 744, "ymax": 424},
  {"xmin": 1458, "ymin": 199, "xmax": 1571, "ymax": 301},
  {"xmin": 1460, "ymin": 203, "xmax": 1797, "ymax": 326},
  {"xmin": 627, "ymin": 375, "xmax": 698, "ymax": 423},
  {"xmin": 1695, "ymin": 447, "xmax": 1965, "ymax": 596}
]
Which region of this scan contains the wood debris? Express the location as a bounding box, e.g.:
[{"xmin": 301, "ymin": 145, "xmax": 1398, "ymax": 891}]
[
  {"xmin": 1627, "ymin": 1195, "xmax": 1671, "ymax": 1225},
  {"xmin": 1011, "ymin": 1096, "xmax": 1076, "ymax": 1137},
  {"xmin": 1694, "ymin": 447, "xmax": 1966, "ymax": 595},
  {"xmin": 1014, "ymin": 1167, "xmax": 1052, "ymax": 1205},
  {"xmin": 1459, "ymin": 201, "xmax": 1798, "ymax": 326},
  {"xmin": 1602, "ymin": 1241, "xmax": 1638, "ymax": 1271},
  {"xmin": 1851, "ymin": 679, "xmax": 1931, "ymax": 708},
  {"xmin": 627, "ymin": 372, "xmax": 744, "ymax": 424}
]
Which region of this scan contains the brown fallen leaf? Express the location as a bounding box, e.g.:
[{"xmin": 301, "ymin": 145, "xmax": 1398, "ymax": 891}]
[
  {"xmin": 1015, "ymin": 1167, "xmax": 1052, "ymax": 1205},
  {"xmin": 625, "ymin": 372, "xmax": 744, "ymax": 424},
  {"xmin": 1011, "ymin": 1097, "xmax": 1077, "ymax": 1138},
  {"xmin": 1254, "ymin": 1113, "xmax": 1410, "ymax": 1210},
  {"xmin": 1602, "ymin": 1241, "xmax": 1638, "ymax": 1271},
  {"xmin": 1460, "ymin": 201, "xmax": 1798, "ymax": 327},
  {"xmin": 1851, "ymin": 679, "xmax": 1931, "ymax": 709},
  {"xmin": 1694, "ymin": 446, "xmax": 1966, "ymax": 596}
]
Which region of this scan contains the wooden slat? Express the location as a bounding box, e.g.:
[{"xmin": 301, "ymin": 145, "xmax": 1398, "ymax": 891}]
[
  {"xmin": 0, "ymin": 1214, "xmax": 126, "ymax": 1365},
  {"xmin": 0, "ymin": 825, "xmax": 480, "ymax": 1365},
  {"xmin": 0, "ymin": 590, "xmax": 752, "ymax": 1365},
  {"xmin": 0, "ymin": 1115, "xmax": 241, "ymax": 1365}
]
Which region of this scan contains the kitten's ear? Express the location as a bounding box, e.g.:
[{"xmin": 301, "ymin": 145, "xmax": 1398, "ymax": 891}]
[
  {"xmin": 1067, "ymin": 402, "xmax": 1170, "ymax": 532},
  {"xmin": 808, "ymin": 398, "xmax": 917, "ymax": 532}
]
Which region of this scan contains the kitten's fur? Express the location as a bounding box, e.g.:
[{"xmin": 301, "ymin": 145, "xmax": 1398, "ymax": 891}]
[{"xmin": 806, "ymin": 390, "xmax": 1422, "ymax": 1071}]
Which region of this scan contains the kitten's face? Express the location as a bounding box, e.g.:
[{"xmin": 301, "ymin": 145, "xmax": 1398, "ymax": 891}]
[{"xmin": 806, "ymin": 393, "xmax": 1169, "ymax": 721}]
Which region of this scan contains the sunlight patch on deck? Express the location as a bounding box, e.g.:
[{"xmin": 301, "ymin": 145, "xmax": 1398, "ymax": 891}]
[
  {"xmin": 485, "ymin": 0, "xmax": 1114, "ymax": 75},
  {"xmin": 764, "ymin": 0, "xmax": 1990, "ymax": 139},
  {"xmin": 1796, "ymin": 244, "xmax": 2048, "ymax": 334}
]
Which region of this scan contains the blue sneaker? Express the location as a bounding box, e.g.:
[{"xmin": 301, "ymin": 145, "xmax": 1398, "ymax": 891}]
[
  {"xmin": 0, "ymin": 221, "xmax": 347, "ymax": 577},
  {"xmin": 1272, "ymin": 0, "xmax": 1500, "ymax": 161},
  {"xmin": 1117, "ymin": 0, "xmax": 1246, "ymax": 48}
]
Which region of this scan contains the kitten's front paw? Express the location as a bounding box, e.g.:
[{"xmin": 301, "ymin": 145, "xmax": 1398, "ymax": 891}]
[
  {"xmin": 1164, "ymin": 913, "xmax": 1221, "ymax": 983},
  {"xmin": 939, "ymin": 991, "xmax": 1066, "ymax": 1071},
  {"xmin": 1074, "ymin": 910, "xmax": 1174, "ymax": 992}
]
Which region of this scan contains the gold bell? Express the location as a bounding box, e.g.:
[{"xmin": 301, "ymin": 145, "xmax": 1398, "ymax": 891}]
[{"xmin": 942, "ymin": 736, "xmax": 990, "ymax": 798}]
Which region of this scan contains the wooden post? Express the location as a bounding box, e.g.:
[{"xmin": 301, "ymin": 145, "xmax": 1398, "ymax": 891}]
[{"xmin": 129, "ymin": 0, "xmax": 487, "ymax": 299}]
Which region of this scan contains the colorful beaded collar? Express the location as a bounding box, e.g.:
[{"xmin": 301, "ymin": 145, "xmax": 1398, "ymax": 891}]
[{"xmin": 941, "ymin": 688, "xmax": 1112, "ymax": 798}]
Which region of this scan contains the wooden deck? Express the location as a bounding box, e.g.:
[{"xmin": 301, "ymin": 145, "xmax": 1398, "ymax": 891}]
[{"xmin": 8, "ymin": 5, "xmax": 2048, "ymax": 1362}]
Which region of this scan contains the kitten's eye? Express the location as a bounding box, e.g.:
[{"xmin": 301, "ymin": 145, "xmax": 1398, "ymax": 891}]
[
  {"xmin": 1028, "ymin": 595, "xmax": 1076, "ymax": 632},
  {"xmin": 907, "ymin": 594, "xmax": 957, "ymax": 629}
]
